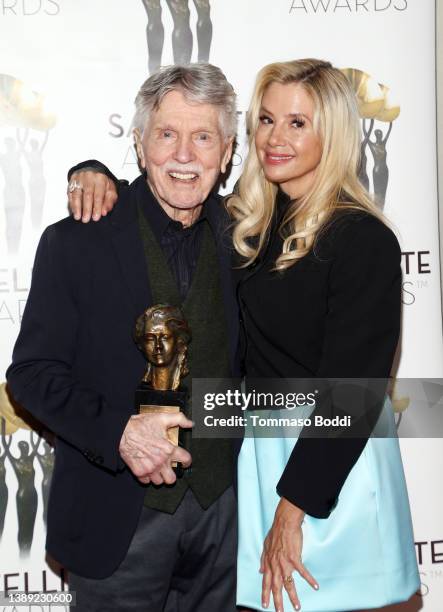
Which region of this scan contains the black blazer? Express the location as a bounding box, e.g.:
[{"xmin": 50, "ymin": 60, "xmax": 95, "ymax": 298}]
[
  {"xmin": 6, "ymin": 176, "xmax": 239, "ymax": 578},
  {"xmin": 237, "ymin": 207, "xmax": 402, "ymax": 518}
]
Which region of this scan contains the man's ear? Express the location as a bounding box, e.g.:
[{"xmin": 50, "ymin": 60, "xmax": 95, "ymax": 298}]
[
  {"xmin": 133, "ymin": 128, "xmax": 146, "ymax": 169},
  {"xmin": 220, "ymin": 137, "xmax": 234, "ymax": 174}
]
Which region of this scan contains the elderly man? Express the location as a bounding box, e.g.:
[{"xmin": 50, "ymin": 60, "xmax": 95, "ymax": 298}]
[{"xmin": 7, "ymin": 64, "xmax": 239, "ymax": 612}]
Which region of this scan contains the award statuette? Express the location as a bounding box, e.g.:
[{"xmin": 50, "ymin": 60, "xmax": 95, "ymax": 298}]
[{"xmin": 134, "ymin": 305, "xmax": 191, "ymax": 474}]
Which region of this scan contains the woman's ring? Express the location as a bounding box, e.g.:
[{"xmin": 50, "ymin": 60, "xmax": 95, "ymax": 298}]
[
  {"xmin": 68, "ymin": 179, "xmax": 83, "ymax": 193},
  {"xmin": 283, "ymin": 575, "xmax": 294, "ymax": 585}
]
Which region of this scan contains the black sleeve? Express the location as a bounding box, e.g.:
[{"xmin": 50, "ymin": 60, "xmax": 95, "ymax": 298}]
[
  {"xmin": 6, "ymin": 226, "xmax": 128, "ymax": 473},
  {"xmin": 277, "ymin": 216, "xmax": 402, "ymax": 518},
  {"xmin": 67, "ymin": 160, "xmax": 129, "ymax": 191}
]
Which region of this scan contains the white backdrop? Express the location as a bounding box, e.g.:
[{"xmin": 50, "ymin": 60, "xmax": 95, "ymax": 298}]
[{"xmin": 0, "ymin": 1, "xmax": 442, "ymax": 610}]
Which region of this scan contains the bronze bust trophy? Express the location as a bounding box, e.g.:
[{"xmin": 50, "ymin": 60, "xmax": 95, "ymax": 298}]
[{"xmin": 134, "ymin": 305, "xmax": 191, "ymax": 473}]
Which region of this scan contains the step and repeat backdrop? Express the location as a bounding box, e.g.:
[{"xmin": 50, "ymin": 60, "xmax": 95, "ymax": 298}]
[{"xmin": 0, "ymin": 1, "xmax": 442, "ymax": 611}]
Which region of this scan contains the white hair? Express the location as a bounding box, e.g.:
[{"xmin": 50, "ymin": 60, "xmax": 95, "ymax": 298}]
[{"xmin": 134, "ymin": 63, "xmax": 237, "ymax": 140}]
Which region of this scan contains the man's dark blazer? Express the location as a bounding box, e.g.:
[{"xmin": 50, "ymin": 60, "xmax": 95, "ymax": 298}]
[{"xmin": 6, "ymin": 175, "xmax": 239, "ymax": 579}]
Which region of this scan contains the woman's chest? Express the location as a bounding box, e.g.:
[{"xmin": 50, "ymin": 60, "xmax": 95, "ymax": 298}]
[{"xmin": 238, "ymin": 249, "xmax": 332, "ymax": 345}]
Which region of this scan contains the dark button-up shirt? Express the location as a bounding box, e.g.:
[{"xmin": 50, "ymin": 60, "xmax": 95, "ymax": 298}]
[{"xmin": 140, "ymin": 183, "xmax": 207, "ymax": 301}]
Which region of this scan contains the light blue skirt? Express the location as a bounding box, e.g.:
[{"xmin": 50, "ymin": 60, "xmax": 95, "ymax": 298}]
[{"xmin": 237, "ymin": 399, "xmax": 420, "ymax": 612}]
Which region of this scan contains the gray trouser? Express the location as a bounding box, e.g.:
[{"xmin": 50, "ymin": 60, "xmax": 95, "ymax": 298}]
[{"xmin": 69, "ymin": 486, "xmax": 237, "ymax": 612}]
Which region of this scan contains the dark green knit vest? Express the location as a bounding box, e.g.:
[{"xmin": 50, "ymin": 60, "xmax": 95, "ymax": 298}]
[{"xmin": 137, "ymin": 205, "xmax": 233, "ymax": 513}]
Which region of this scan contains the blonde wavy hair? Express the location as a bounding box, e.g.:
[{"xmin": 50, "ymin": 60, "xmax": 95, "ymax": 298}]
[{"xmin": 227, "ymin": 59, "xmax": 386, "ymax": 271}]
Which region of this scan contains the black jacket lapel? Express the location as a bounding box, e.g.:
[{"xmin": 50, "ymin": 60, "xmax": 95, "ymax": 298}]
[
  {"xmin": 205, "ymin": 193, "xmax": 240, "ymax": 376},
  {"xmin": 106, "ymin": 176, "xmax": 152, "ymax": 316}
]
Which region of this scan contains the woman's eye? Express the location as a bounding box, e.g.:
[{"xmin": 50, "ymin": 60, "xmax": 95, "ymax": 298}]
[
  {"xmin": 162, "ymin": 131, "xmax": 173, "ymax": 138},
  {"xmin": 259, "ymin": 115, "xmax": 272, "ymax": 125},
  {"xmin": 292, "ymin": 119, "xmax": 305, "ymax": 129},
  {"xmin": 197, "ymin": 133, "xmax": 210, "ymax": 141}
]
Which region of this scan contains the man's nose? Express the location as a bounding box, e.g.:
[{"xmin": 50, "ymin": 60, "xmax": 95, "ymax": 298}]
[{"xmin": 174, "ymin": 134, "xmax": 195, "ymax": 164}]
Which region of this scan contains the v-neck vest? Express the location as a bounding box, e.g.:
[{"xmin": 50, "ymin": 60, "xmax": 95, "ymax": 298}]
[{"xmin": 137, "ymin": 204, "xmax": 233, "ymax": 513}]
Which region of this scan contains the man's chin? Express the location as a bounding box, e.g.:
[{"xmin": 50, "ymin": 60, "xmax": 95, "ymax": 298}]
[
  {"xmin": 166, "ymin": 183, "xmax": 209, "ymax": 207},
  {"xmin": 165, "ymin": 196, "xmax": 205, "ymax": 211},
  {"xmin": 148, "ymin": 178, "xmax": 207, "ymax": 210}
]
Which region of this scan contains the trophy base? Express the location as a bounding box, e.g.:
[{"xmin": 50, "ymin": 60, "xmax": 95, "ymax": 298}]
[{"xmin": 135, "ymin": 386, "xmax": 189, "ymax": 475}]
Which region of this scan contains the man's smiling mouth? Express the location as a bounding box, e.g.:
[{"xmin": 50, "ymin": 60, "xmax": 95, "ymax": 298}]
[{"xmin": 168, "ymin": 171, "xmax": 199, "ymax": 182}]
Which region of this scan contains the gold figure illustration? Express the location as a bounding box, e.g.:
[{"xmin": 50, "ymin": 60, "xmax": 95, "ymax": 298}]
[
  {"xmin": 389, "ymin": 379, "xmax": 410, "ymax": 414},
  {"xmin": 375, "ymin": 84, "xmax": 400, "ymax": 123},
  {"xmin": 0, "ymin": 74, "xmax": 55, "ymax": 252},
  {"xmin": 342, "ymin": 68, "xmax": 401, "ymax": 210},
  {"xmin": 341, "ymin": 68, "xmax": 385, "ymax": 118},
  {"xmin": 0, "ymin": 73, "xmax": 56, "ymax": 131},
  {"xmin": 0, "ymin": 382, "xmax": 32, "ymax": 435}
]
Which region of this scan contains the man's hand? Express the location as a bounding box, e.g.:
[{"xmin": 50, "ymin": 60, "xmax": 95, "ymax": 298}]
[
  {"xmin": 119, "ymin": 412, "xmax": 193, "ymax": 486},
  {"xmin": 68, "ymin": 170, "xmax": 118, "ymax": 223}
]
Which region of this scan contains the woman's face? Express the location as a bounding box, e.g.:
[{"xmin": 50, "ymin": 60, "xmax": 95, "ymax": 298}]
[{"xmin": 255, "ymin": 81, "xmax": 322, "ymax": 199}]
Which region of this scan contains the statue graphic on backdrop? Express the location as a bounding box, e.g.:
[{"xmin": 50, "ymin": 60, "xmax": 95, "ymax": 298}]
[
  {"xmin": 341, "ymin": 68, "xmax": 399, "ymax": 211},
  {"xmin": 31, "ymin": 432, "xmax": 54, "ymax": 527},
  {"xmin": 142, "ymin": 0, "xmax": 164, "ymax": 74},
  {"xmin": 166, "ymin": 0, "xmax": 193, "ymax": 65},
  {"xmin": 141, "ymin": 0, "xmax": 212, "ymax": 73},
  {"xmin": 192, "ymin": 0, "xmax": 212, "ymax": 61},
  {"xmin": 358, "ymin": 118, "xmax": 374, "ymax": 192},
  {"xmin": 0, "ymin": 73, "xmax": 56, "ymax": 253},
  {"xmin": 0, "ymin": 418, "xmax": 9, "ymax": 542},
  {"xmin": 0, "ymin": 384, "xmax": 54, "ymax": 550},
  {"xmin": 366, "ymin": 122, "xmax": 393, "ymax": 210},
  {"xmin": 17, "ymin": 128, "xmax": 49, "ymax": 229},
  {"xmin": 3, "ymin": 434, "xmax": 38, "ymax": 557},
  {"xmin": 0, "ymin": 136, "xmax": 26, "ymax": 254},
  {"xmin": 134, "ymin": 305, "xmax": 191, "ymax": 391}
]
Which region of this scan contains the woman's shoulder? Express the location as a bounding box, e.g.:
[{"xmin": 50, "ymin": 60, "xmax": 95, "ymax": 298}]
[{"xmin": 316, "ymin": 209, "xmax": 400, "ymax": 261}]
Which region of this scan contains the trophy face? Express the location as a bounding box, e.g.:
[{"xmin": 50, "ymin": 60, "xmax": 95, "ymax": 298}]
[
  {"xmin": 135, "ymin": 304, "xmax": 191, "ymax": 392},
  {"xmin": 142, "ymin": 320, "xmax": 179, "ymax": 369}
]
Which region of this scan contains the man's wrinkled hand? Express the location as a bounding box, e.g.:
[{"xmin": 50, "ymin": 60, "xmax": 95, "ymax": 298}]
[
  {"xmin": 68, "ymin": 170, "xmax": 118, "ymax": 223},
  {"xmin": 119, "ymin": 412, "xmax": 193, "ymax": 485}
]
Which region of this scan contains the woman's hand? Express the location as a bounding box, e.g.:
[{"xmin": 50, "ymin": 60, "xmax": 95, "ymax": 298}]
[
  {"xmin": 260, "ymin": 497, "xmax": 318, "ymax": 611},
  {"xmin": 68, "ymin": 170, "xmax": 118, "ymax": 223}
]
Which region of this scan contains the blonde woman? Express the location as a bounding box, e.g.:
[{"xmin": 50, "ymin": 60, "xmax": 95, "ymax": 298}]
[
  {"xmin": 65, "ymin": 60, "xmax": 419, "ymax": 612},
  {"xmin": 228, "ymin": 59, "xmax": 419, "ymax": 612}
]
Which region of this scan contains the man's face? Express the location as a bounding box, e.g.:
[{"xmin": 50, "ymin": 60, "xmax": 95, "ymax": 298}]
[
  {"xmin": 134, "ymin": 90, "xmax": 233, "ymax": 214},
  {"xmin": 142, "ymin": 319, "xmax": 178, "ymax": 368}
]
